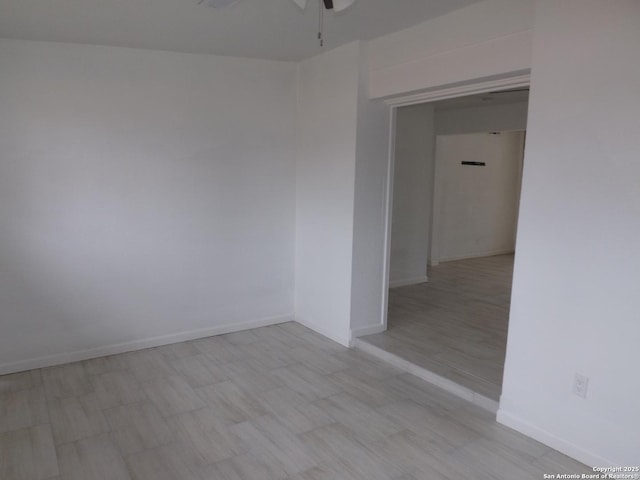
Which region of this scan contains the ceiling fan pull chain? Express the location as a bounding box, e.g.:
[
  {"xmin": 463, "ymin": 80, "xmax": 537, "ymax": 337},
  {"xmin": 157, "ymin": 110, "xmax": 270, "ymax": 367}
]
[{"xmin": 318, "ymin": 0, "xmax": 324, "ymax": 47}]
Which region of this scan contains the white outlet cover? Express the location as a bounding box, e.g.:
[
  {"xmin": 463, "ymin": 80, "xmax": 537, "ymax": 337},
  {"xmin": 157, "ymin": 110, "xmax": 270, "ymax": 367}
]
[{"xmin": 573, "ymin": 373, "xmax": 589, "ymax": 398}]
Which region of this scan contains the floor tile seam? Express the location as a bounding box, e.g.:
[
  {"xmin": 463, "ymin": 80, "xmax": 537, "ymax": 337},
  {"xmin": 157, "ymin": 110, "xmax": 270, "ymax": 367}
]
[{"xmin": 0, "ymin": 421, "xmax": 54, "ymax": 436}]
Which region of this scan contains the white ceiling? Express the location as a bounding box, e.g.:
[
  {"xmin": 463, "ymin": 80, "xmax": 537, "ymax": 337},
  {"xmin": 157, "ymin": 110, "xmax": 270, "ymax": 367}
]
[{"xmin": 0, "ymin": 0, "xmax": 483, "ymax": 61}]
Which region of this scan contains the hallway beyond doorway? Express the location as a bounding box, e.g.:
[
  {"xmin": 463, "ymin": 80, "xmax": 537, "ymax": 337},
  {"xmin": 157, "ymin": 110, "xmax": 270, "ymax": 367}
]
[{"xmin": 362, "ymin": 254, "xmax": 513, "ymax": 401}]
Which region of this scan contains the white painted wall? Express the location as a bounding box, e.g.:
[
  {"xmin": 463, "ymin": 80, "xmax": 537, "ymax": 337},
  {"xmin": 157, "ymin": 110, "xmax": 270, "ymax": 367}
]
[
  {"xmin": 499, "ymin": 0, "xmax": 640, "ymax": 466},
  {"xmin": 0, "ymin": 39, "xmax": 297, "ymax": 373},
  {"xmin": 389, "ymin": 104, "xmax": 435, "ymax": 287},
  {"xmin": 389, "ymin": 101, "xmax": 526, "ymax": 283},
  {"xmin": 349, "ymin": 43, "xmax": 391, "ymax": 335},
  {"xmin": 294, "ymin": 42, "xmax": 360, "ymax": 346},
  {"xmin": 436, "ymin": 101, "xmax": 528, "ymax": 135},
  {"xmin": 433, "ymin": 132, "xmax": 523, "ymax": 262},
  {"xmin": 294, "ymin": 40, "xmax": 392, "ymax": 339},
  {"xmin": 368, "ymin": 0, "xmax": 535, "ymax": 98}
]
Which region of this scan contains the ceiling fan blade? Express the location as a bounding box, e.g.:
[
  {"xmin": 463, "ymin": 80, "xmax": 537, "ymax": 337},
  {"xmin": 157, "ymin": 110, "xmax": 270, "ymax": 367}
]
[
  {"xmin": 292, "ymin": 0, "xmax": 308, "ymax": 9},
  {"xmin": 332, "ymin": 0, "xmax": 355, "ymax": 11},
  {"xmin": 323, "ymin": 0, "xmax": 334, "ymax": 9}
]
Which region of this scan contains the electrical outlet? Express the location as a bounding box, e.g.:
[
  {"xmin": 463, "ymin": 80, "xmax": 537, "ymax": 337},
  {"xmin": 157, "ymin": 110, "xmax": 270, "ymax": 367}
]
[{"xmin": 573, "ymin": 373, "xmax": 589, "ymax": 399}]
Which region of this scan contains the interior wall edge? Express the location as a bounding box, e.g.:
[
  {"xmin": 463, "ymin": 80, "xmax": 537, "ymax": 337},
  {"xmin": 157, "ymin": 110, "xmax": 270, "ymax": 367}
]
[
  {"xmin": 497, "ymin": 409, "xmax": 615, "ymax": 468},
  {"xmin": 388, "ymin": 276, "xmax": 429, "ymax": 289},
  {"xmin": 436, "ymin": 249, "xmax": 515, "ymax": 264},
  {"xmin": 294, "ymin": 316, "xmax": 352, "ymax": 348},
  {"xmin": 0, "ymin": 313, "xmax": 293, "ymax": 376},
  {"xmin": 350, "ymin": 323, "xmax": 386, "ymax": 339}
]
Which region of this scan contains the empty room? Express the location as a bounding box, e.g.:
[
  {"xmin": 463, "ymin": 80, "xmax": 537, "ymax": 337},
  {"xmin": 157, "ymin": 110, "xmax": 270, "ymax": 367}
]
[{"xmin": 0, "ymin": 1, "xmax": 638, "ymax": 479}]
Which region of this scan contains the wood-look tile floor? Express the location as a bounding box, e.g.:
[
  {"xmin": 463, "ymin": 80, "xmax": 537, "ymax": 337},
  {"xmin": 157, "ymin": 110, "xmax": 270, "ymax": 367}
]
[
  {"xmin": 363, "ymin": 254, "xmax": 515, "ymax": 401},
  {"xmin": 0, "ymin": 321, "xmax": 589, "ymax": 480}
]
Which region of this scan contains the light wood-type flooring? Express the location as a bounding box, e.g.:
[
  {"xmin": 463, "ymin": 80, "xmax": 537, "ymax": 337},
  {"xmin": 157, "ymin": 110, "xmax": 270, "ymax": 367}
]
[
  {"xmin": 0, "ymin": 320, "xmax": 589, "ymax": 480},
  {"xmin": 362, "ymin": 254, "xmax": 515, "ymax": 401}
]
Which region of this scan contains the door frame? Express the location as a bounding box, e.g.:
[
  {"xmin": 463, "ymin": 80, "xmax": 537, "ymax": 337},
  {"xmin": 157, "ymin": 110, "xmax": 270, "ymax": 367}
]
[{"xmin": 378, "ymin": 73, "xmax": 531, "ymax": 332}]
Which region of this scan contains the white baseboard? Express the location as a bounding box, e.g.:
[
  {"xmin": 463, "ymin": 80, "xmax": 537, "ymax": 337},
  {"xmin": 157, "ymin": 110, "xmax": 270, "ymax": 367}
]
[
  {"xmin": 354, "ymin": 339, "xmax": 499, "ymax": 414},
  {"xmin": 350, "ymin": 324, "xmax": 386, "ymax": 340},
  {"xmin": 497, "ymin": 410, "xmax": 614, "ymax": 468},
  {"xmin": 0, "ymin": 314, "xmax": 293, "ymax": 375},
  {"xmin": 294, "ymin": 317, "xmax": 351, "ymax": 348},
  {"xmin": 437, "ymin": 249, "xmax": 515, "ymax": 263},
  {"xmin": 389, "ymin": 275, "xmax": 429, "ymax": 289}
]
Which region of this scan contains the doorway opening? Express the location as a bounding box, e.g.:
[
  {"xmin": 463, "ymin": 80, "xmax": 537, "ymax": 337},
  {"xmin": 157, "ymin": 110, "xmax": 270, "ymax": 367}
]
[{"xmin": 359, "ymin": 86, "xmax": 529, "ymax": 409}]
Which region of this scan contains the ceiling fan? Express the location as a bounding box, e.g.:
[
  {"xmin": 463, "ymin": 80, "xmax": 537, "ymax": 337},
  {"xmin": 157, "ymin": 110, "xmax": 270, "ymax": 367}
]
[
  {"xmin": 201, "ymin": 0, "xmax": 355, "ymax": 12},
  {"xmin": 200, "ymin": 0, "xmax": 357, "ymax": 46},
  {"xmin": 291, "ymin": 0, "xmax": 356, "ymax": 12}
]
